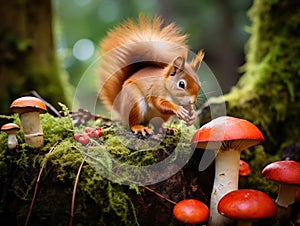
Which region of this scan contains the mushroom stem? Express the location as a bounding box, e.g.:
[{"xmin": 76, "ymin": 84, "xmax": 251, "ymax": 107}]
[
  {"xmin": 20, "ymin": 111, "xmax": 44, "ymax": 147},
  {"xmin": 209, "ymin": 148, "xmax": 240, "ymax": 226},
  {"xmin": 276, "ymin": 183, "xmax": 296, "ymax": 221},
  {"xmin": 7, "ymin": 133, "xmax": 18, "ymax": 149},
  {"xmin": 276, "ymin": 183, "xmax": 296, "ymax": 208}
]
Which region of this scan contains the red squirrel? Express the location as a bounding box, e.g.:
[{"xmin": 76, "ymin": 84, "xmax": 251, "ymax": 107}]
[{"xmin": 99, "ymin": 15, "xmax": 204, "ymax": 136}]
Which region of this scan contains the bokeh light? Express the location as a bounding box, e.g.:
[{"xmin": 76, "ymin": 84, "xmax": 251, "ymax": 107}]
[{"xmin": 72, "ymin": 39, "xmax": 95, "ymax": 61}]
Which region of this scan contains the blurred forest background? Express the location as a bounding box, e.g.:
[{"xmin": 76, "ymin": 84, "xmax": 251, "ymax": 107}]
[
  {"xmin": 0, "ymin": 0, "xmax": 252, "ymax": 114},
  {"xmin": 54, "ymin": 0, "xmax": 251, "ymax": 91}
]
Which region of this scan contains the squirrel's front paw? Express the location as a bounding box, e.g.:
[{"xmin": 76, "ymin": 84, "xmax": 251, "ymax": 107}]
[
  {"xmin": 185, "ymin": 109, "xmax": 197, "ymax": 126},
  {"xmin": 176, "ymin": 106, "xmax": 190, "ymax": 122}
]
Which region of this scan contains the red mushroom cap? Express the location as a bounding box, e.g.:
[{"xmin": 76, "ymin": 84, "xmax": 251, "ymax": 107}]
[
  {"xmin": 262, "ymin": 160, "xmax": 300, "ymax": 186},
  {"xmin": 191, "ymin": 116, "xmax": 264, "ymax": 150},
  {"xmin": 10, "ymin": 96, "xmax": 47, "ymax": 114},
  {"xmin": 173, "ymin": 199, "xmax": 209, "ymax": 224},
  {"xmin": 1, "ymin": 123, "xmax": 20, "ymax": 133},
  {"xmin": 239, "ymin": 159, "xmax": 251, "ymax": 176},
  {"xmin": 218, "ymin": 189, "xmax": 276, "ymax": 220}
]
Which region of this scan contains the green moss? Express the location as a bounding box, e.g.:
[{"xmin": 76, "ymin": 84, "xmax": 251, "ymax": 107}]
[
  {"xmin": 107, "ymin": 182, "xmax": 139, "ymax": 225},
  {"xmin": 0, "ymin": 105, "xmax": 195, "ymax": 225},
  {"xmin": 0, "ymin": 133, "xmax": 9, "ymax": 174}
]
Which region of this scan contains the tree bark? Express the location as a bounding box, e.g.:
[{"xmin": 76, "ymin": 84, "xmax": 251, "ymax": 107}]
[
  {"xmin": 204, "ymin": 0, "xmax": 300, "ymax": 159},
  {"xmin": 0, "ymin": 0, "xmax": 69, "ymax": 114}
]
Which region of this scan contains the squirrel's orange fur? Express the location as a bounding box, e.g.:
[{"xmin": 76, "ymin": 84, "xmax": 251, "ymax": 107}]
[{"xmin": 99, "ymin": 14, "xmax": 204, "ymax": 135}]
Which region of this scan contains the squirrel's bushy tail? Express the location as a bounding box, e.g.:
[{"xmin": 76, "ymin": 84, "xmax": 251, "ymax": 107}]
[{"xmin": 99, "ymin": 14, "xmax": 189, "ymax": 110}]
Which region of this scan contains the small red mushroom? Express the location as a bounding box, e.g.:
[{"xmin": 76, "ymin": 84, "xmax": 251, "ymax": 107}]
[
  {"xmin": 191, "ymin": 116, "xmax": 264, "ymax": 226},
  {"xmin": 173, "ymin": 199, "xmax": 209, "ymax": 224},
  {"xmin": 218, "ymin": 189, "xmax": 277, "ymax": 226},
  {"xmin": 239, "ymin": 160, "xmax": 251, "ymax": 176},
  {"xmin": 262, "ymin": 160, "xmax": 300, "ymax": 221}
]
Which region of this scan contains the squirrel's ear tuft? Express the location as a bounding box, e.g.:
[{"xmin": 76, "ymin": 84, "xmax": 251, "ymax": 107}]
[
  {"xmin": 172, "ymin": 56, "xmax": 185, "ymax": 71},
  {"xmin": 191, "ymin": 50, "xmax": 205, "ymax": 72}
]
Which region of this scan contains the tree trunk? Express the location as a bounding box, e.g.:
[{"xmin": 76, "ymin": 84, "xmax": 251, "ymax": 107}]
[
  {"xmin": 204, "ymin": 0, "xmax": 300, "ymax": 159},
  {"xmin": 0, "ymin": 0, "xmax": 69, "ymax": 114}
]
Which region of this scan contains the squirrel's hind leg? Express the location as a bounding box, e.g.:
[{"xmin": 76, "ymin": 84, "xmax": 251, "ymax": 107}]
[{"xmin": 131, "ymin": 125, "xmax": 153, "ymax": 136}]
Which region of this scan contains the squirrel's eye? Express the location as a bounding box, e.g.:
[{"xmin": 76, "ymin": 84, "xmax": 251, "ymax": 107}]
[{"xmin": 178, "ymin": 80, "xmax": 186, "ymax": 89}]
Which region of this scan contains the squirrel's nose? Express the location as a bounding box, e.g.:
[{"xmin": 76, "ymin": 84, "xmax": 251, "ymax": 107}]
[{"xmin": 189, "ymin": 96, "xmax": 197, "ymax": 105}]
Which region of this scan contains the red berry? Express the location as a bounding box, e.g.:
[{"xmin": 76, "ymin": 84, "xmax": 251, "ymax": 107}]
[
  {"xmin": 84, "ymin": 127, "xmax": 93, "ymax": 133},
  {"xmin": 96, "ymin": 129, "xmax": 103, "ymax": 137},
  {"xmin": 95, "ymin": 126, "xmax": 102, "ymax": 131},
  {"xmin": 78, "ymin": 134, "xmax": 90, "ymax": 145},
  {"xmin": 88, "ymin": 130, "xmax": 98, "ymax": 138},
  {"xmin": 74, "ymin": 133, "xmax": 80, "ymax": 141}
]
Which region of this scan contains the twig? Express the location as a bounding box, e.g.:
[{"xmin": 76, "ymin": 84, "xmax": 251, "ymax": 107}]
[
  {"xmin": 28, "ymin": 90, "xmax": 62, "ymax": 117},
  {"xmin": 69, "ymin": 155, "xmax": 87, "ymax": 226},
  {"xmin": 24, "ymin": 141, "xmax": 59, "ymax": 226},
  {"xmin": 140, "ymin": 185, "xmax": 177, "ymax": 205}
]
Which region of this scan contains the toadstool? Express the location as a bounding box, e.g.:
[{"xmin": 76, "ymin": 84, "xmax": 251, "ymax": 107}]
[
  {"xmin": 10, "ymin": 96, "xmax": 47, "ymax": 147},
  {"xmin": 239, "ymin": 160, "xmax": 251, "ymax": 177},
  {"xmin": 173, "ymin": 199, "xmax": 209, "ymax": 224},
  {"xmin": 191, "ymin": 116, "xmax": 264, "ymax": 226},
  {"xmin": 1, "ymin": 123, "xmax": 20, "ymax": 149},
  {"xmin": 262, "ymin": 160, "xmax": 300, "ymax": 221},
  {"xmin": 218, "ymin": 189, "xmax": 277, "ymax": 226}
]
